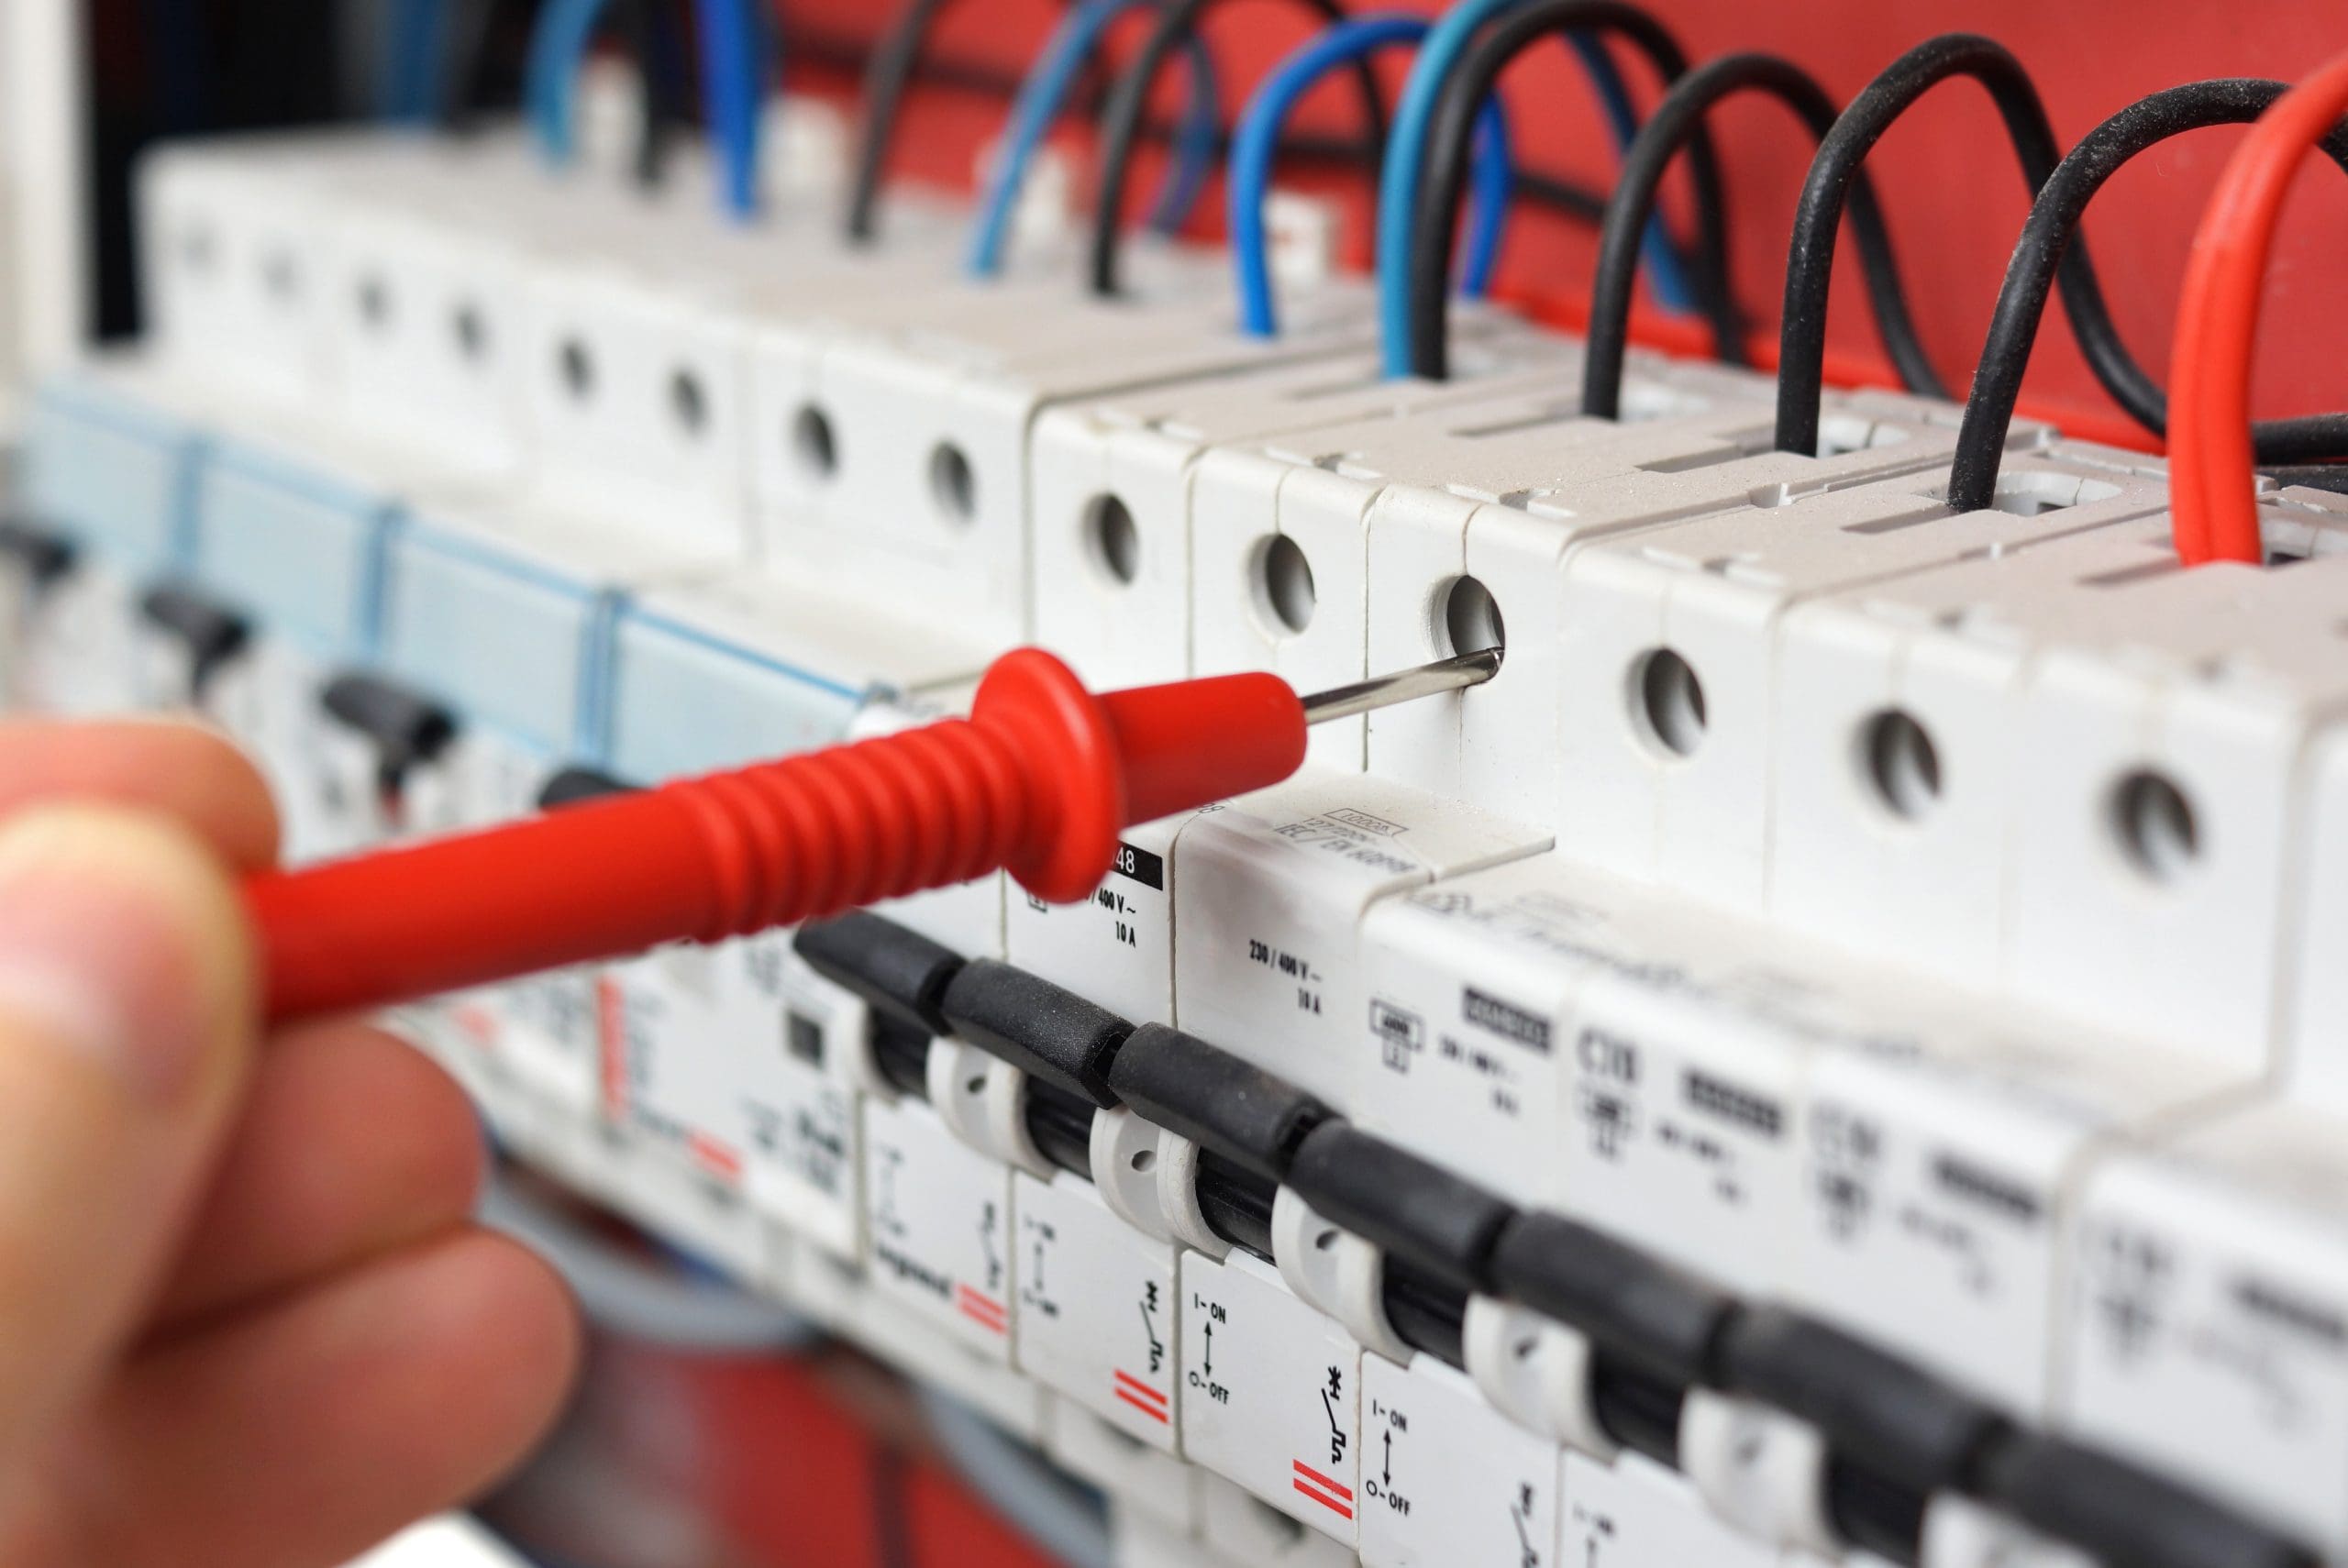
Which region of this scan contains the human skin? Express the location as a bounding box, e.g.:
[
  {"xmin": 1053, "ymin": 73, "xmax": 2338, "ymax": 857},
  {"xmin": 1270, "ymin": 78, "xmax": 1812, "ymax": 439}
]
[{"xmin": 0, "ymin": 718, "xmax": 581, "ymax": 1567}]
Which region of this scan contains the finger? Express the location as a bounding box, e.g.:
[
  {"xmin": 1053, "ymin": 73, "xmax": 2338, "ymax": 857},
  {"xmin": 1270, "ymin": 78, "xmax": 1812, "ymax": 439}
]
[
  {"xmin": 151, "ymin": 1022, "xmax": 485, "ymax": 1331},
  {"xmin": 0, "ymin": 805, "xmax": 256, "ymax": 1473},
  {"xmin": 0, "ymin": 718, "xmax": 280, "ymax": 871},
  {"xmin": 53, "ymin": 1231, "xmax": 579, "ymax": 1568}
]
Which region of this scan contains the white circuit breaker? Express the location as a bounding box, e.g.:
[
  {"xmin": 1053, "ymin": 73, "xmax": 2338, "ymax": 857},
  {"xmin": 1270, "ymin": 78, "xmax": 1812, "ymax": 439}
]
[{"xmin": 16, "ymin": 99, "xmax": 2348, "ymax": 1568}]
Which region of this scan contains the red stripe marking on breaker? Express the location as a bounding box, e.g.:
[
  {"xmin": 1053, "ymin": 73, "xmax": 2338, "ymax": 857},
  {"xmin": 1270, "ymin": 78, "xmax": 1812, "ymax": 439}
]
[
  {"xmin": 450, "ymin": 1001, "xmax": 499, "ymax": 1053},
  {"xmin": 596, "ymin": 977, "xmax": 628, "ymax": 1120},
  {"xmin": 956, "ymin": 1286, "xmax": 1008, "ymax": 1333},
  {"xmin": 688, "ymin": 1132, "xmax": 743, "ymax": 1183},
  {"xmin": 1292, "ymin": 1461, "xmax": 1354, "ymax": 1519},
  {"xmin": 1113, "ymin": 1372, "xmax": 1170, "ymax": 1424}
]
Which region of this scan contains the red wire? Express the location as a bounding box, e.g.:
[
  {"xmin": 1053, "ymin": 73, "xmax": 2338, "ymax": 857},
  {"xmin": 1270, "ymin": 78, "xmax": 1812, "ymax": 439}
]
[{"xmin": 2169, "ymin": 51, "xmax": 2348, "ymax": 566}]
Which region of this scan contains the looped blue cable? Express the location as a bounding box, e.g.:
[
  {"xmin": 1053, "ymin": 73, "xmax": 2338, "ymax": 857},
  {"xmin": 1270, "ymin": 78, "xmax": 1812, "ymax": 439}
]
[
  {"xmin": 384, "ymin": 0, "xmax": 449, "ymax": 124},
  {"xmin": 525, "ymin": 0, "xmax": 604, "ymax": 165},
  {"xmin": 967, "ymin": 0, "xmax": 1224, "ymax": 280},
  {"xmin": 1230, "ymin": 15, "xmax": 1512, "ymax": 340},
  {"xmin": 697, "ymin": 0, "xmax": 769, "ymax": 218},
  {"xmin": 526, "ymin": 0, "xmax": 768, "ymax": 219},
  {"xmin": 1377, "ymin": 0, "xmax": 1694, "ymax": 377}
]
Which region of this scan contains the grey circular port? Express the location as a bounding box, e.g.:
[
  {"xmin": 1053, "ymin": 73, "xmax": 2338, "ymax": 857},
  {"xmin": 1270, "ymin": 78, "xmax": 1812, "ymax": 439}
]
[
  {"xmin": 1254, "ymin": 534, "xmax": 1317, "ymax": 637},
  {"xmin": 1861, "ymin": 709, "xmax": 1943, "ymax": 822},
  {"xmin": 1085, "ymin": 494, "xmax": 1141, "ymax": 588},
  {"xmin": 260, "ymin": 250, "xmax": 301, "ymax": 304},
  {"xmin": 2111, "ymin": 769, "xmax": 2200, "ymax": 885},
  {"xmin": 451, "ymin": 303, "xmax": 489, "ymax": 365},
  {"xmin": 1634, "ymin": 647, "xmax": 1708, "ymax": 759},
  {"xmin": 1444, "ymin": 575, "xmax": 1506, "ymax": 657},
  {"xmin": 669, "ymin": 368, "xmax": 709, "ymax": 439},
  {"xmin": 929, "ymin": 443, "xmax": 978, "ymax": 525},
  {"xmin": 180, "ymin": 226, "xmax": 216, "ymax": 276},
  {"xmin": 792, "ymin": 405, "xmax": 838, "ymax": 480},
  {"xmin": 558, "ymin": 338, "xmax": 595, "ymax": 403},
  {"xmin": 356, "ymin": 273, "xmax": 392, "ymax": 330}
]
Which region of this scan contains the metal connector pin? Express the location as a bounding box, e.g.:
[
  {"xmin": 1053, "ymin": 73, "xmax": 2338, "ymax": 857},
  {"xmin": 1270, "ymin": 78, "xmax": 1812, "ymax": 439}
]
[{"xmin": 1300, "ymin": 646, "xmax": 1504, "ymax": 726}]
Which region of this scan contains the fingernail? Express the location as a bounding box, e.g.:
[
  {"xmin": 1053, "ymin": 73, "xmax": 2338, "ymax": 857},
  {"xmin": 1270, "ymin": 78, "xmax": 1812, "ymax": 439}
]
[{"xmin": 0, "ymin": 809, "xmax": 236, "ymax": 1103}]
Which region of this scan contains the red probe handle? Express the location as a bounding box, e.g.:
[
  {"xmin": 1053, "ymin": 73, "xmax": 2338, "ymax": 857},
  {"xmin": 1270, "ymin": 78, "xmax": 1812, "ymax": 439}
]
[{"xmin": 245, "ymin": 649, "xmax": 1306, "ymax": 1024}]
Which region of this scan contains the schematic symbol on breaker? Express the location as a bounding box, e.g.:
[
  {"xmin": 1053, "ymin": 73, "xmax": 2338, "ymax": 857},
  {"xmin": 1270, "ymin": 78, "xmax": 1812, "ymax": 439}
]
[
  {"xmin": 1811, "ymin": 1103, "xmax": 1882, "ymax": 1242},
  {"xmin": 1372, "ymin": 999, "xmax": 1423, "ymax": 1074},
  {"xmin": 1512, "ymin": 1481, "xmax": 1544, "ymax": 1568},
  {"xmin": 2084, "ymin": 1221, "xmax": 2175, "ymax": 1363},
  {"xmin": 1139, "ymin": 1280, "xmax": 1165, "ymax": 1375},
  {"xmin": 1321, "ymin": 1364, "xmax": 1348, "ymax": 1468}
]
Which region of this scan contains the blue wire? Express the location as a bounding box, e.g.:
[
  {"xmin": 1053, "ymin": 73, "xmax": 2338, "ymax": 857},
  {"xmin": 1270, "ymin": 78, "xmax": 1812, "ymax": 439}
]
[
  {"xmin": 966, "ymin": 0, "xmax": 1224, "ymax": 280},
  {"xmin": 1230, "ymin": 15, "xmax": 1512, "ymax": 340},
  {"xmin": 1377, "ymin": 0, "xmax": 1696, "ymax": 377},
  {"xmin": 526, "ymin": 0, "xmax": 608, "ymax": 168},
  {"xmin": 696, "ymin": 0, "xmax": 768, "ymax": 218},
  {"xmin": 384, "ymin": 0, "xmax": 449, "ymax": 124}
]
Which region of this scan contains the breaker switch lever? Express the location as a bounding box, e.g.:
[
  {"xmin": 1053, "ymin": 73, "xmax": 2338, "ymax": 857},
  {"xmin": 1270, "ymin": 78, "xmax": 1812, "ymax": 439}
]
[{"xmin": 246, "ymin": 646, "xmax": 1492, "ymax": 1024}]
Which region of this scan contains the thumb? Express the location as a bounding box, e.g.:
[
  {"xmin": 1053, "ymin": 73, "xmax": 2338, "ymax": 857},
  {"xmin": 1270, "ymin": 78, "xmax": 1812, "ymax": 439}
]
[{"xmin": 0, "ymin": 804, "xmax": 256, "ymax": 1468}]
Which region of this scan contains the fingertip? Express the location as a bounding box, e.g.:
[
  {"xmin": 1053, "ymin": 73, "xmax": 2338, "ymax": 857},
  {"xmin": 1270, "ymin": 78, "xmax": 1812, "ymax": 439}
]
[
  {"xmin": 0, "ymin": 718, "xmax": 282, "ymax": 872},
  {"xmin": 420, "ymin": 1230, "xmax": 584, "ymax": 1481}
]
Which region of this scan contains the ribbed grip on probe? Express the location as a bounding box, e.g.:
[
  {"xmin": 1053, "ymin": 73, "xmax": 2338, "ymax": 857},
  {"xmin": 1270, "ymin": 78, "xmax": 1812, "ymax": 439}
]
[{"xmin": 660, "ymin": 714, "xmax": 1033, "ymax": 942}]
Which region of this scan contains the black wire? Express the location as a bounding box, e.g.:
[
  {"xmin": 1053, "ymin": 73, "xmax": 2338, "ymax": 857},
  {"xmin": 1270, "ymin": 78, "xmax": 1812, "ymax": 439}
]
[
  {"xmin": 619, "ymin": 0, "xmax": 692, "ymax": 190},
  {"xmin": 807, "ymin": 18, "xmax": 1611, "ymax": 237},
  {"xmin": 1409, "ymin": 0, "xmax": 1741, "ymax": 382},
  {"xmin": 1582, "ymin": 53, "xmax": 1933, "ymax": 420},
  {"xmin": 1775, "ymin": 33, "xmax": 2139, "ymax": 457},
  {"xmin": 1086, "ymin": 0, "xmax": 1390, "ymax": 299},
  {"xmin": 2263, "ymin": 464, "xmax": 2348, "ymax": 496},
  {"xmin": 440, "ymin": 0, "xmax": 513, "ymax": 127},
  {"xmin": 1948, "ymin": 79, "xmax": 2348, "ymax": 511},
  {"xmin": 846, "ymin": 0, "xmax": 960, "ymax": 243}
]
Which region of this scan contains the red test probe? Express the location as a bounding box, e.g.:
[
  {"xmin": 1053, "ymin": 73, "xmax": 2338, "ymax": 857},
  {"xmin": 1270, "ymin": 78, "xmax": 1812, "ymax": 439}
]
[{"xmin": 244, "ymin": 646, "xmax": 1501, "ymax": 1025}]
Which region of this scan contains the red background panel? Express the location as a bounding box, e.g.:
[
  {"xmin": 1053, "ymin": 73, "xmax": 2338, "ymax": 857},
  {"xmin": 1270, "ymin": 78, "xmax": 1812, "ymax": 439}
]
[{"xmin": 785, "ymin": 0, "xmax": 2348, "ymax": 447}]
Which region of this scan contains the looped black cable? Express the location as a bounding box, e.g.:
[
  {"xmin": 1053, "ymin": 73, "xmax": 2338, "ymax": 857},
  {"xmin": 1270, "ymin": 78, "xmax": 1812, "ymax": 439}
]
[
  {"xmin": 1947, "ymin": 79, "xmax": 2348, "ymax": 511},
  {"xmin": 847, "ymin": 0, "xmax": 975, "ymax": 243},
  {"xmin": 1580, "ymin": 53, "xmax": 1933, "ymax": 420},
  {"xmin": 1086, "ymin": 0, "xmax": 1388, "ymax": 298},
  {"xmin": 1774, "ymin": 33, "xmax": 2124, "ymax": 458},
  {"xmin": 1408, "ymin": 0, "xmax": 1738, "ymax": 382}
]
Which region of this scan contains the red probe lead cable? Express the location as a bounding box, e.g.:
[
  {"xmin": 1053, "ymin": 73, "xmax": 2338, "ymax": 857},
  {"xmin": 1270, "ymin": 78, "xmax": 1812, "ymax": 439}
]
[
  {"xmin": 244, "ymin": 646, "xmax": 1501, "ymax": 1026},
  {"xmin": 2169, "ymin": 51, "xmax": 2348, "ymax": 566}
]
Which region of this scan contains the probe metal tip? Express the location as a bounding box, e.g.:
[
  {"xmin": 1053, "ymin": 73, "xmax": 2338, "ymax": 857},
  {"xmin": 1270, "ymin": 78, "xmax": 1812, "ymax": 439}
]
[{"xmin": 1300, "ymin": 646, "xmax": 1504, "ymax": 726}]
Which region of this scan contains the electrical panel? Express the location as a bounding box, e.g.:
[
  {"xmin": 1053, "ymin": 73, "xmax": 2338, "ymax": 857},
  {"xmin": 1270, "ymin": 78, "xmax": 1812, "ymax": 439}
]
[{"xmin": 10, "ymin": 26, "xmax": 2348, "ymax": 1568}]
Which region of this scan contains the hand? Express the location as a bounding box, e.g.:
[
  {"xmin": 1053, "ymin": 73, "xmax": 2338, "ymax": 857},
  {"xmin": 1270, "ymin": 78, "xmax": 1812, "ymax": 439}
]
[{"xmin": 0, "ymin": 719, "xmax": 581, "ymax": 1567}]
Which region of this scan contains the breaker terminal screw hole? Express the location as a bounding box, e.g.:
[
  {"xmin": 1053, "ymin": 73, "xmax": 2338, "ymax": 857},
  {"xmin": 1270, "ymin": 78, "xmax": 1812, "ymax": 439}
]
[
  {"xmin": 669, "ymin": 369, "xmax": 709, "ymax": 439},
  {"xmin": 558, "ymin": 338, "xmax": 596, "ymax": 403},
  {"xmin": 1444, "ymin": 575, "xmax": 1506, "ymax": 658},
  {"xmin": 2111, "ymin": 769, "xmax": 2200, "ymax": 885},
  {"xmin": 179, "ymin": 226, "xmax": 216, "ymax": 275},
  {"xmin": 261, "ymin": 251, "xmax": 301, "ymax": 304},
  {"xmin": 1129, "ymin": 1148, "xmax": 1156, "ymax": 1174},
  {"xmin": 1861, "ymin": 709, "xmax": 1943, "ymax": 822},
  {"xmin": 356, "ymin": 274, "xmax": 392, "ymax": 330},
  {"xmin": 1314, "ymin": 1229, "xmax": 1339, "ymax": 1253},
  {"xmin": 792, "ymin": 405, "xmax": 838, "ymax": 480},
  {"xmin": 1633, "ymin": 647, "xmax": 1708, "ymax": 759},
  {"xmin": 452, "ymin": 303, "xmax": 489, "ymax": 365},
  {"xmin": 964, "ymin": 1074, "xmax": 987, "ymax": 1097},
  {"xmin": 1085, "ymin": 494, "xmax": 1141, "ymax": 588},
  {"xmin": 1254, "ymin": 534, "xmax": 1317, "ymax": 637},
  {"xmin": 929, "ymin": 443, "xmax": 978, "ymax": 525}
]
